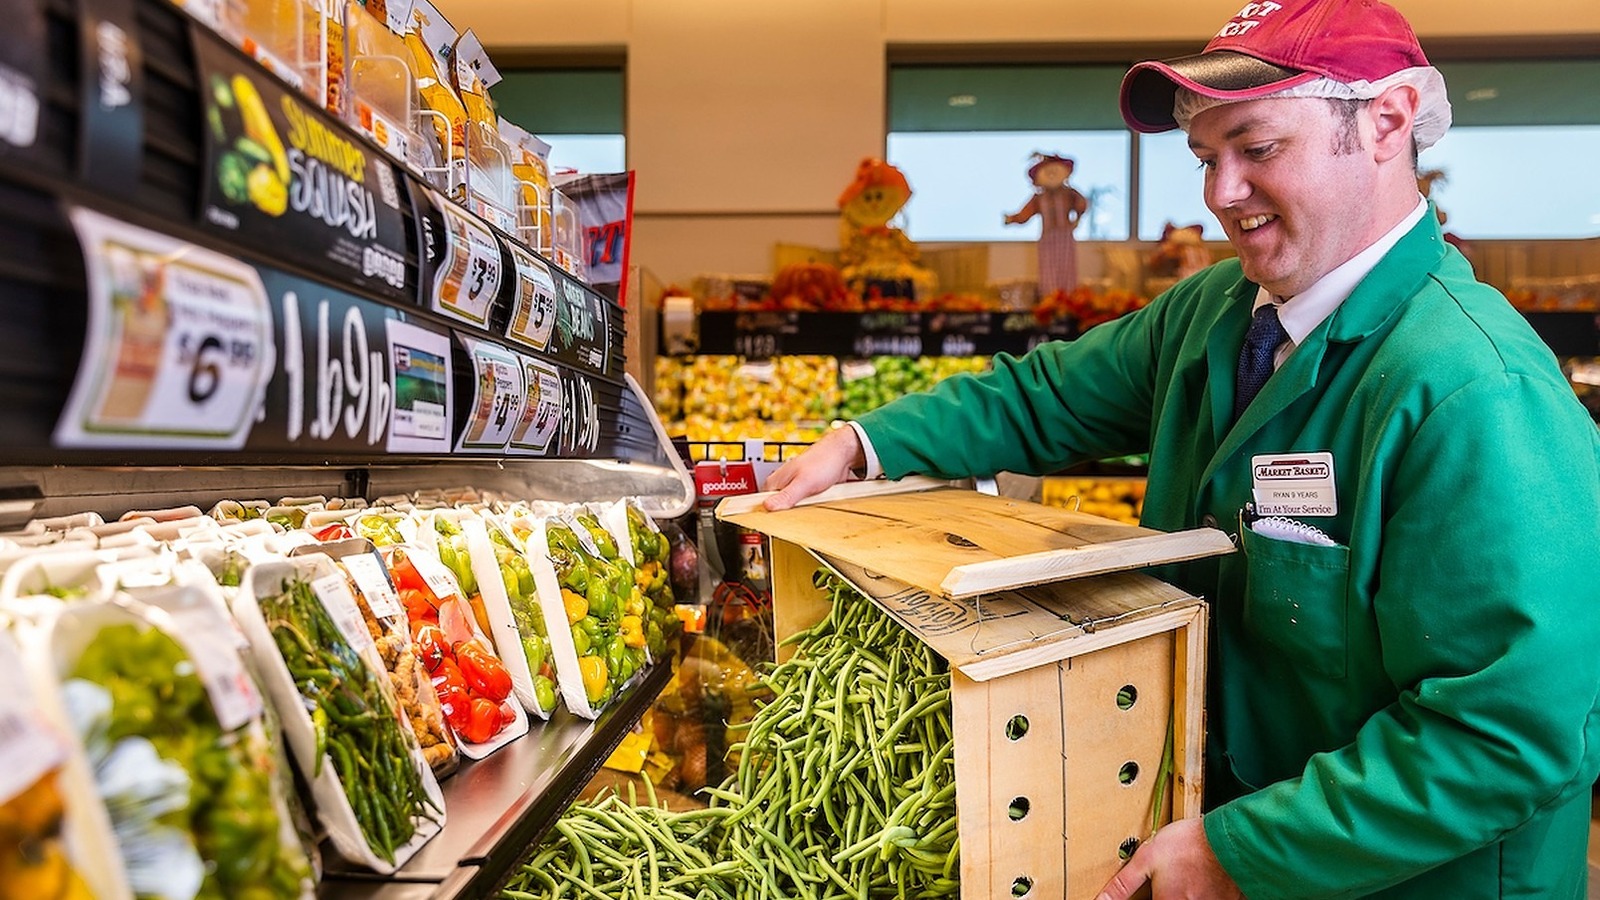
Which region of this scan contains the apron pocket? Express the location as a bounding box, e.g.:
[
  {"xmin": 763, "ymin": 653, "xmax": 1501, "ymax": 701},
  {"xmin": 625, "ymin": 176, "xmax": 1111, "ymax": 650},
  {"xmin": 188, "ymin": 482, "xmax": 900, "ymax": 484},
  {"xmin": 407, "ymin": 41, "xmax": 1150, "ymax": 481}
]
[{"xmin": 1240, "ymin": 524, "xmax": 1351, "ymax": 678}]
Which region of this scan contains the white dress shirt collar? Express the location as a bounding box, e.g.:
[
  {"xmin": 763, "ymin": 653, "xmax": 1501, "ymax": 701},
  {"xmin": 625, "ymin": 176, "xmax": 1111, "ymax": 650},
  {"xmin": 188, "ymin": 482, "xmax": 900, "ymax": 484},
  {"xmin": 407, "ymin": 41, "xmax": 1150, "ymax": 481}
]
[{"xmin": 1255, "ymin": 195, "xmax": 1430, "ymax": 365}]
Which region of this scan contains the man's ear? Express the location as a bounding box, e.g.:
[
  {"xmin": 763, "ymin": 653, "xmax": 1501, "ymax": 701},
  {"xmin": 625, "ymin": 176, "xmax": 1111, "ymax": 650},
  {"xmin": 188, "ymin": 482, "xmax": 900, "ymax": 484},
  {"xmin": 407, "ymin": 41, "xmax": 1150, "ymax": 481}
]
[{"xmin": 1368, "ymin": 84, "xmax": 1420, "ymax": 163}]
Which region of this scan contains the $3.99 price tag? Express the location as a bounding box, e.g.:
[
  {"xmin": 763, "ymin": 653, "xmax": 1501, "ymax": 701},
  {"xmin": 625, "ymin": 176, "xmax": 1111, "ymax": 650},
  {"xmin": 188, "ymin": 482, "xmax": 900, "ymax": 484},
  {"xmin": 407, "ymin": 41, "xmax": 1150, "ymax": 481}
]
[{"xmin": 433, "ymin": 204, "xmax": 503, "ymax": 327}]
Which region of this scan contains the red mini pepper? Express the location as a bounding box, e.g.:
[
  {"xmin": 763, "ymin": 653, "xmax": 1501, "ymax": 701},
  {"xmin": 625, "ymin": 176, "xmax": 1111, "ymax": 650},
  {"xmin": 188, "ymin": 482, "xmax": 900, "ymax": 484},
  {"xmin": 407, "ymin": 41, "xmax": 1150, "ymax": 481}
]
[
  {"xmin": 411, "ymin": 621, "xmax": 448, "ymax": 673},
  {"xmin": 454, "ymin": 640, "xmax": 512, "ymax": 703},
  {"xmin": 458, "ymin": 697, "xmax": 501, "ymax": 744}
]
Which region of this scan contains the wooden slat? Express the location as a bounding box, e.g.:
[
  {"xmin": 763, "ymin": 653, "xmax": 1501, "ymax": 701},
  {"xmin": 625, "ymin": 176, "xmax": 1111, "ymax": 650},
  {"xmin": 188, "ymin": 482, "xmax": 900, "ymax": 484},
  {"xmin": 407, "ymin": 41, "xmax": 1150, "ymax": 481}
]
[
  {"xmin": 723, "ymin": 485, "xmax": 1232, "ymax": 599},
  {"xmin": 1062, "ymin": 634, "xmax": 1175, "ymax": 899},
  {"xmin": 953, "ymin": 666, "xmax": 1069, "ymax": 900},
  {"xmin": 768, "ymin": 538, "xmax": 832, "ymax": 663},
  {"xmin": 819, "ymin": 555, "xmax": 1200, "ymax": 681}
]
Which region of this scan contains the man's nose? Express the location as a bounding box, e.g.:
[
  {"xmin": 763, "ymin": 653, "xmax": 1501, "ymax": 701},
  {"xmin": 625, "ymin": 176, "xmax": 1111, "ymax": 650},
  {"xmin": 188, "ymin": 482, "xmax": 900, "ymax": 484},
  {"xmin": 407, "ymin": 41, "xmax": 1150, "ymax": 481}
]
[{"xmin": 1205, "ymin": 161, "xmax": 1252, "ymax": 212}]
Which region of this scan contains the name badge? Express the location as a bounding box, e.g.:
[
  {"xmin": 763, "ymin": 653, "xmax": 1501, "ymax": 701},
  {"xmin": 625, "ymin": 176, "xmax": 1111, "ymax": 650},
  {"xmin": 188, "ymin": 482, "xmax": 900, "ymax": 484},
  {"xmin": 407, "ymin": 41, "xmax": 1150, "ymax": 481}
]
[{"xmin": 1251, "ymin": 452, "xmax": 1337, "ymax": 516}]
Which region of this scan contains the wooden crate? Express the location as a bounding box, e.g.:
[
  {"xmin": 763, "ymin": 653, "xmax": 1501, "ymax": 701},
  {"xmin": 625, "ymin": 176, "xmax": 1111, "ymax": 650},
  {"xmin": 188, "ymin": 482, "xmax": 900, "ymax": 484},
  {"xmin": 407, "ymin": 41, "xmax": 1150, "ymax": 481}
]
[{"xmin": 720, "ymin": 478, "xmax": 1233, "ymax": 900}]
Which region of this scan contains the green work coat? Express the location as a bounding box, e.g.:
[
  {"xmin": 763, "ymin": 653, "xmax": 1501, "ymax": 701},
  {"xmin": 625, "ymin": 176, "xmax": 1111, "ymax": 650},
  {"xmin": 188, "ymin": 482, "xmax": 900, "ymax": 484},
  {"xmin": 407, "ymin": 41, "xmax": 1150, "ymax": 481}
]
[{"xmin": 857, "ymin": 211, "xmax": 1600, "ymax": 898}]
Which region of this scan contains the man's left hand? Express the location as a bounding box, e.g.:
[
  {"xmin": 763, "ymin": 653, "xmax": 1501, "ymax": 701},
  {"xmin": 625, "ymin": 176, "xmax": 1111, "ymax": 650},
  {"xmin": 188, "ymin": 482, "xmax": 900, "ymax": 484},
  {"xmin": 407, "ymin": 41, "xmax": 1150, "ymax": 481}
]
[{"xmin": 1095, "ymin": 817, "xmax": 1243, "ymax": 900}]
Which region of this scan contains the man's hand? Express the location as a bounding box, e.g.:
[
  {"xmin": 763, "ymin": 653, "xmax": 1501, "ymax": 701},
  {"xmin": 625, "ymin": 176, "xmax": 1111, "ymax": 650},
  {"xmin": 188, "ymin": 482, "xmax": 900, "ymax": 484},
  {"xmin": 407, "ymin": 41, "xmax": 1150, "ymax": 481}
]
[
  {"xmin": 1096, "ymin": 817, "xmax": 1242, "ymax": 900},
  {"xmin": 763, "ymin": 425, "xmax": 865, "ymax": 511}
]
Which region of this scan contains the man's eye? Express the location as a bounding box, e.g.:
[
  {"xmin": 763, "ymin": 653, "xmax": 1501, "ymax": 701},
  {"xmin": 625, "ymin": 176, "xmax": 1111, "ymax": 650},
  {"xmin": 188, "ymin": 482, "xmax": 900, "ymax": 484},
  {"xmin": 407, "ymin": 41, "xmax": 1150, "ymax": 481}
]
[
  {"xmin": 1195, "ymin": 159, "xmax": 1216, "ymax": 171},
  {"xmin": 1245, "ymin": 144, "xmax": 1276, "ymax": 159}
]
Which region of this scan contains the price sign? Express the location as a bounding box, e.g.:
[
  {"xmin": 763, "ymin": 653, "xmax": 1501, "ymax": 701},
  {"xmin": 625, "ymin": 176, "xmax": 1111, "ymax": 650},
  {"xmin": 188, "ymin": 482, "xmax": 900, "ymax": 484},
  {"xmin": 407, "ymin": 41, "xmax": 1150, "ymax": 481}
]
[
  {"xmin": 508, "ymin": 355, "xmax": 561, "ymax": 455},
  {"xmin": 733, "ymin": 331, "xmax": 780, "ymax": 359},
  {"xmin": 170, "ymin": 605, "xmax": 263, "ymax": 732},
  {"xmin": 341, "ymin": 552, "xmax": 401, "ymax": 619},
  {"xmin": 311, "ymin": 572, "xmax": 376, "ymax": 655},
  {"xmin": 0, "ymin": 633, "xmax": 65, "ymax": 804},
  {"xmin": 430, "ymin": 197, "xmax": 503, "ymax": 327},
  {"xmin": 57, "ymin": 207, "xmax": 275, "ymax": 450},
  {"xmin": 354, "ymin": 101, "xmax": 410, "ymax": 167},
  {"xmin": 456, "ymin": 335, "xmax": 527, "ymax": 452},
  {"xmin": 505, "ymin": 244, "xmax": 558, "ymax": 351}
]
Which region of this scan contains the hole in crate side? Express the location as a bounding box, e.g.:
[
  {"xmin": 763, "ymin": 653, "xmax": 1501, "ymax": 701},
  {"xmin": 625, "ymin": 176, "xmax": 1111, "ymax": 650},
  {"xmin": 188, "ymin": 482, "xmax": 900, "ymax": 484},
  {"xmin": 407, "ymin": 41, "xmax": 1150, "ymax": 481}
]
[
  {"xmin": 1008, "ymin": 796, "xmax": 1030, "ymax": 821},
  {"xmin": 1119, "ymin": 761, "xmax": 1140, "ymax": 784},
  {"xmin": 1011, "ymin": 875, "xmax": 1034, "ymax": 897},
  {"xmin": 1119, "ymin": 837, "xmax": 1140, "ymax": 860},
  {"xmin": 1005, "ymin": 714, "xmax": 1029, "ymax": 741},
  {"xmin": 1116, "ymin": 684, "xmax": 1138, "ymax": 710}
]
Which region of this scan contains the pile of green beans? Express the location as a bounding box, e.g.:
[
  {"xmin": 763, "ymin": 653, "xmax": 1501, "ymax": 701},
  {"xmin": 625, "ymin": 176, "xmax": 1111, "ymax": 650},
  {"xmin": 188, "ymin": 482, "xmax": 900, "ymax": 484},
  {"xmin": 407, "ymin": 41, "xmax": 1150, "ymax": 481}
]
[
  {"xmin": 501, "ymin": 570, "xmax": 959, "ymax": 899},
  {"xmin": 263, "ymin": 577, "xmax": 441, "ymax": 864}
]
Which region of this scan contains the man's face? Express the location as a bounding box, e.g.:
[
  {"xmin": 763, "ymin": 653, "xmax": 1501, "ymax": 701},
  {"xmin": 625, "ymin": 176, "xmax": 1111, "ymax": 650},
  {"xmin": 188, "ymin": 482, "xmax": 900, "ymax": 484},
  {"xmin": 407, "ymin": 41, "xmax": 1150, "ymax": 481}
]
[{"xmin": 1186, "ymin": 97, "xmax": 1381, "ymax": 298}]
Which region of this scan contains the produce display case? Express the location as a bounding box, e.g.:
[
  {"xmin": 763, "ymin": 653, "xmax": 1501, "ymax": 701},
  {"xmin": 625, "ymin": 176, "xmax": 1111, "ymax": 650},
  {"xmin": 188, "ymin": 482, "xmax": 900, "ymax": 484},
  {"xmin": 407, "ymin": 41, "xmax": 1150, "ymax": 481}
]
[
  {"xmin": 0, "ymin": 0, "xmax": 696, "ymax": 896},
  {"xmin": 719, "ymin": 478, "xmax": 1234, "ymax": 899}
]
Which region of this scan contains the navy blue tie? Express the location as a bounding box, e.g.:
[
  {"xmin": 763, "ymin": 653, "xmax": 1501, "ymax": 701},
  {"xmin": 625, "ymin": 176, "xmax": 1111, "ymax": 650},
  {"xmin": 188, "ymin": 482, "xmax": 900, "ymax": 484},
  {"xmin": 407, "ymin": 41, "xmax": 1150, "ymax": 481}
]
[{"xmin": 1234, "ymin": 303, "xmax": 1287, "ymax": 420}]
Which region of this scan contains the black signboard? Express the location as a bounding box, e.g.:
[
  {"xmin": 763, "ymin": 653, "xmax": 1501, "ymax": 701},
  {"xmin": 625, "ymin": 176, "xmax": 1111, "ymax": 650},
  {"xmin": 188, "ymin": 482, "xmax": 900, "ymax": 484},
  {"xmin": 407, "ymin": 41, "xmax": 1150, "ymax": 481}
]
[
  {"xmin": 194, "ymin": 38, "xmax": 412, "ymax": 303},
  {"xmin": 77, "ymin": 0, "xmax": 143, "ymax": 194}
]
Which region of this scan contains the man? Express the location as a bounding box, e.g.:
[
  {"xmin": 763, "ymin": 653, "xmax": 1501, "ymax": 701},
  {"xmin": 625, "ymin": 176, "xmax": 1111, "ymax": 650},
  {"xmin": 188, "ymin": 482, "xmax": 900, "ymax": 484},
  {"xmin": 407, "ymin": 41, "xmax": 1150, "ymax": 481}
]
[{"xmin": 764, "ymin": 0, "xmax": 1600, "ymax": 896}]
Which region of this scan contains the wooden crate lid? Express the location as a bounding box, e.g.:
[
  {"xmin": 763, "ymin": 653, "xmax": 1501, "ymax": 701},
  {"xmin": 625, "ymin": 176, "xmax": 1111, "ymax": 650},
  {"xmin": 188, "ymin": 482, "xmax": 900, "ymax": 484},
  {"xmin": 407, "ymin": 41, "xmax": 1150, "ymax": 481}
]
[
  {"xmin": 718, "ymin": 477, "xmax": 1234, "ymax": 600},
  {"xmin": 816, "ymin": 553, "xmax": 1202, "ymax": 681}
]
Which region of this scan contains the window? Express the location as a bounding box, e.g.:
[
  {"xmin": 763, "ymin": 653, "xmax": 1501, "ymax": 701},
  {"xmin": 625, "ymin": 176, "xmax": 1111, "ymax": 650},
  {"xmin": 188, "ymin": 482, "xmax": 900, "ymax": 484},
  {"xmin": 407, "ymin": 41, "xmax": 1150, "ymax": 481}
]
[
  {"xmin": 889, "ymin": 58, "xmax": 1600, "ymax": 244},
  {"xmin": 886, "ymin": 65, "xmax": 1131, "ymax": 242},
  {"xmin": 494, "ymin": 68, "xmax": 626, "ymax": 175}
]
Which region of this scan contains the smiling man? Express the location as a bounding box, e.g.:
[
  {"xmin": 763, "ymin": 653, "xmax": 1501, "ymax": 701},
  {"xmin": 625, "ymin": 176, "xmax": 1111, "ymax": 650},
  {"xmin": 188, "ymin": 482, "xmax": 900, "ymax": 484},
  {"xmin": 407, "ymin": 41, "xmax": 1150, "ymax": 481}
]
[{"xmin": 763, "ymin": 0, "xmax": 1600, "ymax": 896}]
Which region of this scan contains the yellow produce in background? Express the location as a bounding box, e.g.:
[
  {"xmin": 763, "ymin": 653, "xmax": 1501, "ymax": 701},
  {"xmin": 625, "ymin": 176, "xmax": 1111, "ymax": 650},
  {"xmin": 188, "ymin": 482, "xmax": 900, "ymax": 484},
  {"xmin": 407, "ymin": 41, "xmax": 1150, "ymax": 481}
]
[{"xmin": 1041, "ymin": 476, "xmax": 1147, "ymax": 525}]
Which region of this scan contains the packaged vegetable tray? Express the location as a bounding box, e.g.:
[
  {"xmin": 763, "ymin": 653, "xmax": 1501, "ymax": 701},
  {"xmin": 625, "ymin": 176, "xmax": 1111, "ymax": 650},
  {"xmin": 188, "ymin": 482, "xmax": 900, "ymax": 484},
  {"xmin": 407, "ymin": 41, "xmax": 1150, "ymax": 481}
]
[
  {"xmin": 0, "ymin": 628, "xmax": 116, "ymax": 900},
  {"xmin": 513, "ymin": 509, "xmax": 651, "ymax": 720},
  {"xmin": 14, "ymin": 596, "xmax": 315, "ymax": 898},
  {"xmin": 386, "ymin": 542, "xmax": 528, "ymax": 756},
  {"xmin": 293, "ymin": 537, "xmax": 461, "ymax": 779},
  {"xmin": 235, "ymin": 555, "xmax": 445, "ymax": 873}
]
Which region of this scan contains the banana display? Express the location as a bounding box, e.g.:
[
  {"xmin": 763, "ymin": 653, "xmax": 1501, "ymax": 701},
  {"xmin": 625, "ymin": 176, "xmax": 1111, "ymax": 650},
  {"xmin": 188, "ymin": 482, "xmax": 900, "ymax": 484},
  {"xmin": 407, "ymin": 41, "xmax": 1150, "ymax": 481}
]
[{"xmin": 1040, "ymin": 476, "xmax": 1148, "ymax": 525}]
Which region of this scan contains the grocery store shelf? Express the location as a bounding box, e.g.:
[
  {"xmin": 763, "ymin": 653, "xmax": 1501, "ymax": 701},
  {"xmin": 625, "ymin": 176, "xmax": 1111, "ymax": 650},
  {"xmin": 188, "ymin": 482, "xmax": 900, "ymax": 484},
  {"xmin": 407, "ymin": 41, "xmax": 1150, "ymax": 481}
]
[{"xmin": 318, "ymin": 659, "xmax": 673, "ymax": 899}]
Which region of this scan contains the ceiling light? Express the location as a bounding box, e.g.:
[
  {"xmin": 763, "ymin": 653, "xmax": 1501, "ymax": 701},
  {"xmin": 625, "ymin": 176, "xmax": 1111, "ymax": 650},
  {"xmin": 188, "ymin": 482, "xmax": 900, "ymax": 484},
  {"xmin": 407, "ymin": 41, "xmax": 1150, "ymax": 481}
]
[
  {"xmin": 948, "ymin": 94, "xmax": 977, "ymax": 107},
  {"xmin": 1466, "ymin": 88, "xmax": 1498, "ymax": 101}
]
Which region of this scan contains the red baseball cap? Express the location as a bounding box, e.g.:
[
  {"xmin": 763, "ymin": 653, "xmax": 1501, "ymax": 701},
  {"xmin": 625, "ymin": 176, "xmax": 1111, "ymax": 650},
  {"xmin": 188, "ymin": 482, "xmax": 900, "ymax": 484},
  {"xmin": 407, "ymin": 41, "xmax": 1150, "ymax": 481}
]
[{"xmin": 1120, "ymin": 0, "xmax": 1433, "ymax": 133}]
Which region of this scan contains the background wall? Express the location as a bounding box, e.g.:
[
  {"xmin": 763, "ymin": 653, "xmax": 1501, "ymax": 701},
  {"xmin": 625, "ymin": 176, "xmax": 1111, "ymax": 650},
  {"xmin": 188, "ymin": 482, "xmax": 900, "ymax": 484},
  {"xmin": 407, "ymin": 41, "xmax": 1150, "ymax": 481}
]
[{"xmin": 434, "ymin": 0, "xmax": 1600, "ymax": 291}]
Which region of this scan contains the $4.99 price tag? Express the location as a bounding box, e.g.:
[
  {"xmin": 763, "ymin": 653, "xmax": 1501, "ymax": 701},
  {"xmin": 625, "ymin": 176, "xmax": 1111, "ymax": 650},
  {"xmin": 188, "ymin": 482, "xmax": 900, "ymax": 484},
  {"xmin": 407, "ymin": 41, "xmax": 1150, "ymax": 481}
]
[
  {"xmin": 57, "ymin": 207, "xmax": 275, "ymax": 450},
  {"xmin": 311, "ymin": 572, "xmax": 376, "ymax": 656}
]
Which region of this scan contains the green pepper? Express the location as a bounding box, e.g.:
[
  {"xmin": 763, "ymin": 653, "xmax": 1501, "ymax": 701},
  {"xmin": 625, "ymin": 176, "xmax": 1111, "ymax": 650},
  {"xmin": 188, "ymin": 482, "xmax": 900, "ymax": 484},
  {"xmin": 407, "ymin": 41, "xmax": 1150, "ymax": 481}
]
[
  {"xmin": 522, "ymin": 634, "xmax": 547, "ymax": 678},
  {"xmin": 572, "ymin": 626, "xmax": 592, "ymax": 656},
  {"xmin": 533, "ymin": 675, "xmax": 557, "ymax": 712},
  {"xmin": 586, "ymin": 573, "xmax": 616, "ymax": 619}
]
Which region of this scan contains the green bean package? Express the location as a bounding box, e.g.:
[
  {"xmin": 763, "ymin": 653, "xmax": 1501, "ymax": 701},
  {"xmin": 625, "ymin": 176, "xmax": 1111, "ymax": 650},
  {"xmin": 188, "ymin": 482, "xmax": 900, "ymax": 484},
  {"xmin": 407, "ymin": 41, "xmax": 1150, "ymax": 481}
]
[
  {"xmin": 500, "ymin": 572, "xmax": 959, "ymax": 900},
  {"xmin": 234, "ymin": 555, "xmax": 446, "ymax": 873}
]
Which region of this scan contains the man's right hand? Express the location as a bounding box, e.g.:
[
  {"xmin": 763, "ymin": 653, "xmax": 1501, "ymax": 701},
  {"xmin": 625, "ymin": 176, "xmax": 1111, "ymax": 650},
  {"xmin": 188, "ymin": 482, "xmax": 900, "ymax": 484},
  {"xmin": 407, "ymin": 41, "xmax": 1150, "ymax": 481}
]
[{"xmin": 762, "ymin": 425, "xmax": 866, "ymax": 511}]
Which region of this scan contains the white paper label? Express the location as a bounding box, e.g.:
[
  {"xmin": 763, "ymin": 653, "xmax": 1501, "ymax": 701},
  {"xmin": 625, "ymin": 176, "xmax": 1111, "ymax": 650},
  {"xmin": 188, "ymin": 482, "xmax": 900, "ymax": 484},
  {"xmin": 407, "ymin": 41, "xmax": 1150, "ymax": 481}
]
[
  {"xmin": 311, "ymin": 572, "xmax": 376, "ymax": 654},
  {"xmin": 456, "ymin": 337, "xmax": 526, "ymax": 451},
  {"xmin": 0, "ymin": 637, "xmax": 65, "ymax": 804},
  {"xmin": 385, "ymin": 318, "xmax": 451, "ymax": 453},
  {"xmin": 170, "ymin": 606, "xmax": 264, "ymax": 732},
  {"xmin": 1251, "ymin": 451, "xmax": 1337, "ymax": 517},
  {"xmin": 506, "ymin": 244, "xmax": 557, "ymax": 351},
  {"xmin": 408, "ymin": 550, "xmax": 461, "ymax": 601},
  {"xmin": 508, "ymin": 356, "xmax": 561, "ymax": 455},
  {"xmin": 58, "ymin": 208, "xmax": 275, "ymax": 450},
  {"xmin": 432, "ymin": 203, "xmax": 502, "ymax": 327},
  {"xmin": 342, "ymin": 552, "xmax": 402, "ymax": 619}
]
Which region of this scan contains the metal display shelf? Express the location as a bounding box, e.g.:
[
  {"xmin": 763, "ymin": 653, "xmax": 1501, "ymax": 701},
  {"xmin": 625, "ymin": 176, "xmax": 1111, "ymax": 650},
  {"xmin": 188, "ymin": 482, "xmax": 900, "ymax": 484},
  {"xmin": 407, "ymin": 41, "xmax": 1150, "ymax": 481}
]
[{"xmin": 319, "ymin": 660, "xmax": 673, "ymax": 899}]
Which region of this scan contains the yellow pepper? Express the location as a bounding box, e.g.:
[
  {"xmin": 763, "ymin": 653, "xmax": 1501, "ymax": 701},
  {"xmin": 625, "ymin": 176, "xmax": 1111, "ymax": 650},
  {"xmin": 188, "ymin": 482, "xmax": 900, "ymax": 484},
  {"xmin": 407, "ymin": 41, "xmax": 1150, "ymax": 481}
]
[
  {"xmin": 578, "ymin": 655, "xmax": 609, "ymax": 705},
  {"xmin": 562, "ymin": 588, "xmax": 588, "ymax": 625},
  {"xmin": 625, "ymin": 587, "xmax": 647, "ymax": 619},
  {"xmin": 619, "ymin": 614, "xmax": 646, "ymax": 649}
]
